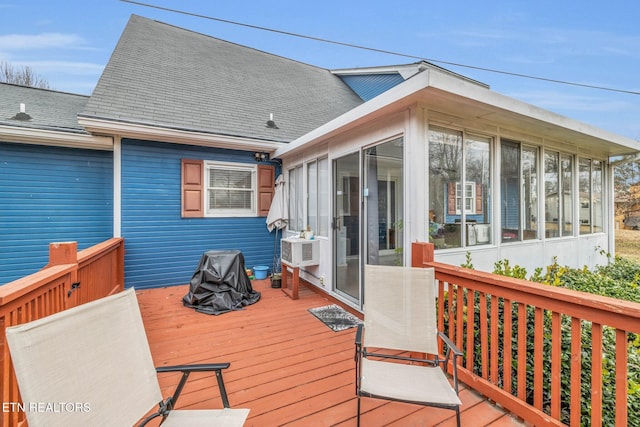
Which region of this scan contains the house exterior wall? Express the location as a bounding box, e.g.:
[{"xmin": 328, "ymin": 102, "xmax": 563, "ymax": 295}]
[
  {"xmin": 120, "ymin": 139, "xmax": 280, "ymax": 289},
  {"xmin": 0, "ymin": 142, "xmax": 113, "ymax": 284}
]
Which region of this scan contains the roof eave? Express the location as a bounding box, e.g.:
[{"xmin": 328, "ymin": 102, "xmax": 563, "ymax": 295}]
[
  {"xmin": 425, "ymin": 70, "xmax": 640, "ymax": 156},
  {"xmin": 276, "ymin": 69, "xmax": 640, "ymax": 159},
  {"xmin": 77, "ymin": 116, "xmax": 287, "ymax": 153},
  {"xmin": 0, "ymin": 124, "xmax": 113, "ymax": 150}
]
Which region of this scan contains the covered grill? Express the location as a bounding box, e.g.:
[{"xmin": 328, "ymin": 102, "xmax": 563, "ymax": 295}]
[{"xmin": 183, "ymin": 250, "xmax": 261, "ymax": 315}]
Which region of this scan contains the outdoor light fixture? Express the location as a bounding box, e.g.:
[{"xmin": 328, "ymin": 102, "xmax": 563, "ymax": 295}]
[{"xmin": 254, "ymin": 152, "xmax": 269, "ymax": 162}]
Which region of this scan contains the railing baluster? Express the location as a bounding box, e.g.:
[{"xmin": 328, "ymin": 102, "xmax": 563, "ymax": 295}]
[
  {"xmin": 480, "ymin": 292, "xmax": 488, "ymax": 380},
  {"xmin": 503, "ymin": 298, "xmax": 513, "ymax": 394},
  {"xmin": 456, "ymin": 283, "xmax": 464, "ymax": 353},
  {"xmin": 490, "ymin": 294, "xmax": 499, "ymax": 384},
  {"xmin": 465, "ymin": 289, "xmax": 475, "ymax": 371},
  {"xmin": 592, "ymin": 323, "xmax": 603, "ymax": 427},
  {"xmin": 517, "ymin": 302, "xmax": 527, "ymax": 401},
  {"xmin": 437, "ymin": 278, "xmax": 445, "ymax": 331},
  {"xmin": 570, "ymin": 317, "xmax": 582, "ymax": 427},
  {"xmin": 615, "ymin": 329, "xmax": 628, "ymax": 426},
  {"xmin": 533, "ymin": 307, "xmax": 544, "ymax": 410},
  {"xmin": 550, "ymin": 312, "xmax": 561, "ymax": 419}
]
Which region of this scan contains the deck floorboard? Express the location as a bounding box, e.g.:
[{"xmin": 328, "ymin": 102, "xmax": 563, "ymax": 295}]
[{"xmin": 136, "ymin": 279, "xmax": 528, "ymax": 426}]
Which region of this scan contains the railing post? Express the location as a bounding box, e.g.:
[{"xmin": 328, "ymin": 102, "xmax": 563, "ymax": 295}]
[
  {"xmin": 411, "ymin": 242, "xmax": 434, "ymax": 267},
  {"xmin": 48, "ymin": 242, "xmax": 79, "ymax": 307},
  {"xmin": 117, "ymin": 240, "xmax": 125, "ymax": 292},
  {"xmin": 47, "ymin": 241, "xmax": 78, "ymax": 267}
]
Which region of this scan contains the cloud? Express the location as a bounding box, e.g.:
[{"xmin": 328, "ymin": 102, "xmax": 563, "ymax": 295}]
[
  {"xmin": 15, "ymin": 59, "xmax": 104, "ymax": 75},
  {"xmin": 449, "ymin": 27, "xmax": 640, "ymax": 60},
  {"xmin": 508, "ymin": 89, "xmax": 631, "ymax": 113},
  {"xmin": 0, "ymin": 33, "xmax": 88, "ymax": 51}
]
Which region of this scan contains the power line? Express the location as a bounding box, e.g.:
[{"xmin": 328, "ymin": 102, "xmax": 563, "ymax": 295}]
[{"xmin": 121, "ymin": 0, "xmax": 640, "ymax": 96}]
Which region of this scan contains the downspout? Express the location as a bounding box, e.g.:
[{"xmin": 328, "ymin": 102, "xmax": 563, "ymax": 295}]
[
  {"xmin": 114, "ymin": 136, "xmax": 122, "ymax": 238},
  {"xmin": 607, "ymin": 160, "xmax": 615, "ymax": 262}
]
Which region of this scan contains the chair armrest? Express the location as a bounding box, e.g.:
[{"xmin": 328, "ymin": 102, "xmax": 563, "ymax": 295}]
[
  {"xmin": 355, "ymin": 324, "xmax": 363, "ymax": 346},
  {"xmin": 437, "ymin": 331, "xmax": 463, "ymax": 394},
  {"xmin": 354, "ymin": 324, "xmax": 364, "ymax": 395},
  {"xmin": 156, "ymin": 362, "xmax": 234, "ymax": 410},
  {"xmin": 156, "ymin": 363, "xmax": 230, "ymax": 373},
  {"xmin": 438, "ymin": 331, "xmax": 463, "ymax": 356}
]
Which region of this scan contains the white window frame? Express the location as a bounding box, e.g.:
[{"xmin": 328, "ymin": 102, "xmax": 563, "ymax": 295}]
[
  {"xmin": 455, "ymin": 181, "xmax": 476, "ymax": 215},
  {"xmin": 288, "ymin": 165, "xmax": 304, "ymax": 231},
  {"xmin": 204, "ymin": 161, "xmax": 256, "ymax": 217},
  {"xmin": 306, "ymin": 157, "xmax": 329, "ymax": 237}
]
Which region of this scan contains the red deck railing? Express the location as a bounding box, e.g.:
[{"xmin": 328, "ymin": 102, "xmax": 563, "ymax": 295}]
[
  {"xmin": 412, "ymin": 242, "xmax": 640, "ymax": 427},
  {"xmin": 0, "ymin": 238, "xmax": 124, "ymax": 427},
  {"xmin": 1, "ymin": 239, "xmax": 637, "ymax": 426}
]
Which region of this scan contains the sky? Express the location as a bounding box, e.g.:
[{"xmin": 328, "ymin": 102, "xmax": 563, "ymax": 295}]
[{"xmin": 1, "ymin": 0, "xmax": 639, "ymax": 141}]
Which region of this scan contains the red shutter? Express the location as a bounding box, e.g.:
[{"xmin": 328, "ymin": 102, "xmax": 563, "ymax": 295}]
[
  {"xmin": 475, "ymin": 183, "xmax": 483, "ymax": 214},
  {"xmin": 447, "ymin": 182, "xmax": 456, "ymax": 215},
  {"xmin": 257, "ymin": 165, "xmax": 275, "ymax": 216},
  {"xmin": 181, "ymin": 159, "xmax": 204, "ymax": 218}
]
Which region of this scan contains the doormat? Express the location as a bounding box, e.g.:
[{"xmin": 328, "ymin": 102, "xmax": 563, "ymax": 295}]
[{"xmin": 308, "ymin": 304, "xmax": 362, "ymax": 332}]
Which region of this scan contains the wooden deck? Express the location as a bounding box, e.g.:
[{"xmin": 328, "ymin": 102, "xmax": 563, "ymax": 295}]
[{"xmin": 137, "ymin": 279, "xmax": 529, "ymax": 427}]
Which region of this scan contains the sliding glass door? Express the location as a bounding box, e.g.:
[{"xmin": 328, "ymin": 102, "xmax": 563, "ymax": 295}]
[{"xmin": 333, "ymin": 152, "xmax": 360, "ymax": 302}]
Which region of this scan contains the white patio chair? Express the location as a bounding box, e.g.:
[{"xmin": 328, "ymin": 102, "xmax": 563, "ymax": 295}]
[
  {"xmin": 5, "ymin": 288, "xmax": 249, "ymax": 427},
  {"xmin": 355, "ymin": 265, "xmax": 462, "ymax": 426}
]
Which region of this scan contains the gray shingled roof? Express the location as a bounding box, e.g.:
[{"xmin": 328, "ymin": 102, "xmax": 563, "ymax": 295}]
[
  {"xmin": 81, "ymin": 15, "xmax": 364, "ymax": 143},
  {"xmin": 0, "ymin": 83, "xmax": 88, "ymax": 134}
]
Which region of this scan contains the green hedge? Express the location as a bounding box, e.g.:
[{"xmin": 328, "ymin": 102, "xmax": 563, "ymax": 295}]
[{"xmin": 454, "ymin": 254, "xmax": 640, "ymax": 426}]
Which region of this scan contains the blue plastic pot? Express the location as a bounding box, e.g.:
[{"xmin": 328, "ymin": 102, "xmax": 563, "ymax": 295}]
[{"xmin": 253, "ymin": 266, "xmax": 269, "ymax": 280}]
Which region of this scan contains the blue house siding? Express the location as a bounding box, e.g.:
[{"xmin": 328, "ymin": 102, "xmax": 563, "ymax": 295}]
[
  {"xmin": 0, "ymin": 142, "xmax": 113, "ymax": 284},
  {"xmin": 338, "ymin": 74, "xmax": 405, "ymax": 101},
  {"xmin": 121, "ymin": 139, "xmax": 280, "ymax": 289}
]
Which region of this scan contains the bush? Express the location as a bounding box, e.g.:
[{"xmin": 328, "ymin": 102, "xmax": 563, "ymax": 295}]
[{"xmin": 456, "ymin": 255, "xmax": 640, "ymax": 426}]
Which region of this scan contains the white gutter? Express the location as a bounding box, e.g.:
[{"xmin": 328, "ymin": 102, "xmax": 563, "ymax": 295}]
[
  {"xmin": 78, "ymin": 116, "xmax": 286, "ymax": 153},
  {"xmin": 0, "ymin": 124, "xmax": 113, "ymax": 150},
  {"xmin": 276, "ymin": 68, "xmax": 640, "ymax": 158},
  {"xmin": 426, "ymin": 71, "xmax": 640, "ymax": 151}
]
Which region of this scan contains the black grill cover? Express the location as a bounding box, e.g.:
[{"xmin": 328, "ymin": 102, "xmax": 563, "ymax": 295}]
[{"xmin": 183, "ymin": 250, "xmax": 261, "ymax": 315}]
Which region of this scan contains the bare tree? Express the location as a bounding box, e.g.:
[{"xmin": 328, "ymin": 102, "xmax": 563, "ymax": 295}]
[{"xmin": 0, "ymin": 60, "xmax": 51, "ymax": 89}]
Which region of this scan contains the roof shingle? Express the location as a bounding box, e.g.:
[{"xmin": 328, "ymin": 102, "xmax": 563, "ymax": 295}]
[
  {"xmin": 81, "ymin": 15, "xmax": 364, "ymax": 143},
  {"xmin": 0, "ymin": 83, "xmax": 88, "ymax": 134}
]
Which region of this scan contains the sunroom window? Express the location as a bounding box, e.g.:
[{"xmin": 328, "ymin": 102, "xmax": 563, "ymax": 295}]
[
  {"xmin": 579, "ymin": 158, "xmax": 604, "ymax": 234},
  {"xmin": 500, "ymin": 140, "xmax": 538, "ymax": 242},
  {"xmin": 429, "ymin": 127, "xmax": 491, "ymax": 249},
  {"xmin": 288, "ymin": 165, "xmax": 303, "ymax": 231},
  {"xmin": 544, "ymin": 151, "xmax": 574, "ymax": 238},
  {"xmin": 307, "ymin": 158, "xmax": 329, "ymax": 237}
]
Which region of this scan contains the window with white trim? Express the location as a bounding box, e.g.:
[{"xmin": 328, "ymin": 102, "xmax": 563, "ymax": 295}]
[
  {"xmin": 307, "ymin": 158, "xmax": 329, "ymax": 237},
  {"xmin": 205, "ymin": 161, "xmax": 256, "ymax": 216},
  {"xmin": 455, "ymin": 182, "xmax": 477, "ymax": 214},
  {"xmin": 288, "ymin": 165, "xmax": 304, "ymax": 231},
  {"xmin": 579, "ymin": 157, "xmax": 604, "ymax": 234}
]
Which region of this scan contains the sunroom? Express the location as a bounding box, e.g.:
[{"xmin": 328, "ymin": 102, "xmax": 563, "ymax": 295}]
[{"xmin": 273, "ymin": 65, "xmax": 639, "ymax": 310}]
